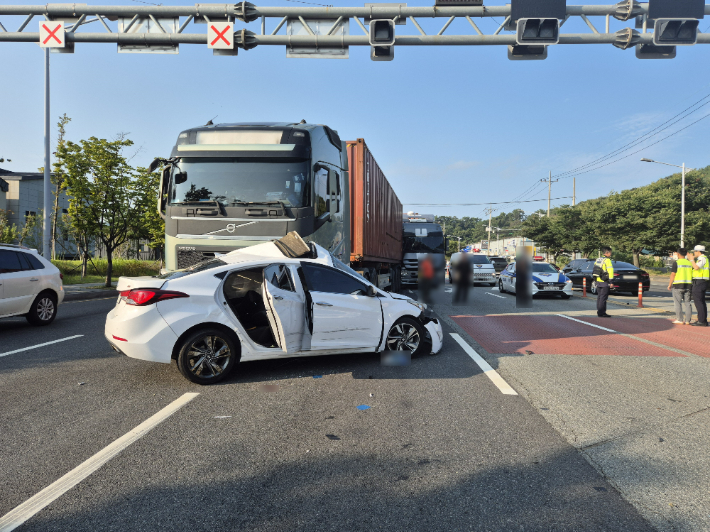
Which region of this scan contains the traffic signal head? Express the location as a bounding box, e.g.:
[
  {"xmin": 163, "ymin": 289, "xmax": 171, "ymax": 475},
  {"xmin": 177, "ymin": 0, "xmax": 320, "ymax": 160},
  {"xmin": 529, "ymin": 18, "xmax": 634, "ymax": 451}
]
[
  {"xmin": 635, "ymin": 43, "xmax": 677, "ymax": 59},
  {"xmin": 369, "ymin": 19, "xmax": 395, "ymax": 61},
  {"xmin": 508, "ymin": 44, "xmax": 548, "ymax": 60},
  {"xmin": 653, "ymin": 19, "xmax": 700, "ymax": 45},
  {"xmin": 516, "ymin": 18, "xmax": 560, "ymax": 45}
]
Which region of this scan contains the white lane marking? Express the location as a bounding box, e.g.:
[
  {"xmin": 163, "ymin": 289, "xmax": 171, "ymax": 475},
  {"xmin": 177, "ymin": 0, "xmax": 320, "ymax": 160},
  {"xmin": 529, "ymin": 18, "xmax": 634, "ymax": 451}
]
[
  {"xmin": 557, "ymin": 314, "xmax": 616, "ymax": 332},
  {"xmin": 450, "ymin": 333, "xmax": 518, "ymax": 396},
  {"xmin": 486, "ymin": 292, "xmax": 506, "ymax": 299},
  {"xmin": 0, "ymin": 392, "xmax": 200, "ymax": 532},
  {"xmin": 0, "ymin": 335, "xmax": 84, "ymax": 359}
]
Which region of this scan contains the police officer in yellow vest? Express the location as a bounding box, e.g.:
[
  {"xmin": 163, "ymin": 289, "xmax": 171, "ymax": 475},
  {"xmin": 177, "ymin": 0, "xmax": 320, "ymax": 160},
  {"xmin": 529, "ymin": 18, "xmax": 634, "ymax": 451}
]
[
  {"xmin": 667, "ymin": 247, "xmax": 693, "ymax": 325},
  {"xmin": 593, "ymin": 246, "xmax": 614, "ymax": 317},
  {"xmin": 688, "ymin": 244, "xmax": 709, "ymax": 326}
]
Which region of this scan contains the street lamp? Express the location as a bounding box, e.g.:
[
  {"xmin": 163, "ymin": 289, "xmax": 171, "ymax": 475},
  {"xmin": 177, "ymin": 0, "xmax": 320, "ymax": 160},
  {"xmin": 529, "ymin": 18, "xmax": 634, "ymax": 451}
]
[{"xmin": 641, "ymin": 158, "xmax": 695, "ymax": 248}]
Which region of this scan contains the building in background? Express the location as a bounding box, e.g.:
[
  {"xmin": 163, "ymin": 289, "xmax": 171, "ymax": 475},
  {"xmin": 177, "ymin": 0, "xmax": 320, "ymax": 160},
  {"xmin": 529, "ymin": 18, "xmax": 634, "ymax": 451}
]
[
  {"xmin": 472, "ymin": 236, "xmax": 535, "ymax": 257},
  {"xmin": 0, "ymin": 177, "xmax": 8, "ymax": 211}
]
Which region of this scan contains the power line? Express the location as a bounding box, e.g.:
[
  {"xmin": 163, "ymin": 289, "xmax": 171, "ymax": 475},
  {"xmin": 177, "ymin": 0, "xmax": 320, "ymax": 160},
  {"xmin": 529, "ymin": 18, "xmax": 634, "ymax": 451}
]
[
  {"xmin": 403, "ymin": 196, "xmax": 573, "ymax": 206},
  {"xmin": 552, "ymin": 92, "xmax": 710, "ymax": 179},
  {"xmin": 556, "ymin": 112, "xmax": 710, "ymax": 180}
]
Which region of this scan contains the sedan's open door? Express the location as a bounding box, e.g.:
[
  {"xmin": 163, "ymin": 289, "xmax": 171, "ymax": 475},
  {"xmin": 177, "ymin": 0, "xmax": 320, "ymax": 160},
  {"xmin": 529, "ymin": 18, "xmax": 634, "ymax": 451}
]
[{"xmin": 262, "ymin": 264, "xmax": 306, "ymax": 353}]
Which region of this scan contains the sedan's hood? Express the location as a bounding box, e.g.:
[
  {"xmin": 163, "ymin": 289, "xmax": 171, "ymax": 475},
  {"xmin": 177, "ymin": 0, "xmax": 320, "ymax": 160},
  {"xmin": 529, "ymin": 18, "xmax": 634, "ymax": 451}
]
[
  {"xmin": 532, "ymin": 272, "xmax": 565, "ymax": 283},
  {"xmin": 116, "ymin": 276, "xmax": 166, "ymax": 291}
]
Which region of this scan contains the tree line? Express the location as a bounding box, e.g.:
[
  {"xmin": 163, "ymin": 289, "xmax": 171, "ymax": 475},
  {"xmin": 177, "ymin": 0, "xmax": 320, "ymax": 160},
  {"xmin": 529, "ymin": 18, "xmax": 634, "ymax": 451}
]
[
  {"xmin": 436, "ymin": 209, "xmax": 526, "ymax": 255},
  {"xmin": 520, "ymin": 166, "xmax": 710, "ymax": 266},
  {"xmin": 0, "ymin": 114, "xmax": 165, "ymax": 287}
]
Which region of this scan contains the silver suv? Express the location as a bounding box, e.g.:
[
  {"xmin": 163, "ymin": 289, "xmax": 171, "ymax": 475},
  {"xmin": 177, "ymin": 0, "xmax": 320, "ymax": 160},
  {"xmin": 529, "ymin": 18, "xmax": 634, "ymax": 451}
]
[{"xmin": 0, "ymin": 244, "xmax": 65, "ymax": 325}]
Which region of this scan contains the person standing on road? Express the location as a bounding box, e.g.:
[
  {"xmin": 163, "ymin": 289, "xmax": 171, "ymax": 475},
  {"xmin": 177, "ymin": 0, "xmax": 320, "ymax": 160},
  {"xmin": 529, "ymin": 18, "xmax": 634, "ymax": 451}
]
[
  {"xmin": 593, "ymin": 246, "xmax": 614, "ymax": 317},
  {"xmin": 453, "ymin": 252, "xmax": 473, "ymax": 304},
  {"xmin": 688, "ymin": 245, "xmax": 709, "ymax": 326},
  {"xmin": 667, "ymin": 247, "xmax": 693, "ymax": 325}
]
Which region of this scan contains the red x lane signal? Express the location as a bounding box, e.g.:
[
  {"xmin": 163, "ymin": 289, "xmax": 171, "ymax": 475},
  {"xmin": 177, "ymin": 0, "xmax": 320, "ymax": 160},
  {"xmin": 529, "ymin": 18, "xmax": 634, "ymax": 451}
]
[
  {"xmin": 39, "ymin": 22, "xmax": 65, "ymax": 48},
  {"xmin": 207, "ymin": 22, "xmax": 233, "ymax": 49}
]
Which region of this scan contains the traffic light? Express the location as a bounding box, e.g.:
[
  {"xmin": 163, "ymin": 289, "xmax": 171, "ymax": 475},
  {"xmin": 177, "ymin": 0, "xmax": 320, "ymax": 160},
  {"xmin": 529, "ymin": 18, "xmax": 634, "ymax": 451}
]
[
  {"xmin": 649, "ymin": 0, "xmax": 704, "ymax": 46},
  {"xmin": 635, "ymin": 43, "xmax": 677, "ymax": 59},
  {"xmin": 508, "ymin": 44, "xmax": 548, "ymax": 60},
  {"xmin": 369, "ymin": 19, "xmax": 395, "ymax": 61},
  {"xmin": 653, "ymin": 19, "xmax": 700, "ymax": 45},
  {"xmin": 516, "ymin": 18, "xmax": 560, "ymax": 45}
]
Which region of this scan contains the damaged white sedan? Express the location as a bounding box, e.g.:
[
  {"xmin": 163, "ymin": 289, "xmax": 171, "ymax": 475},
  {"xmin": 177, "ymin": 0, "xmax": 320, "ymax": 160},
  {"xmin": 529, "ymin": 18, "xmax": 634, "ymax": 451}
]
[{"xmin": 105, "ymin": 234, "xmax": 443, "ymax": 384}]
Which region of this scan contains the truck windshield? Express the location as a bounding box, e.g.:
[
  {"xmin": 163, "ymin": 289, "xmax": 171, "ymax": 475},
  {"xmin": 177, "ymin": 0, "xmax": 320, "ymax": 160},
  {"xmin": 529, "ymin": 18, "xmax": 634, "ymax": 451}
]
[
  {"xmin": 169, "ymin": 157, "xmax": 310, "ymax": 208},
  {"xmin": 403, "ymin": 232, "xmax": 445, "ymax": 254}
]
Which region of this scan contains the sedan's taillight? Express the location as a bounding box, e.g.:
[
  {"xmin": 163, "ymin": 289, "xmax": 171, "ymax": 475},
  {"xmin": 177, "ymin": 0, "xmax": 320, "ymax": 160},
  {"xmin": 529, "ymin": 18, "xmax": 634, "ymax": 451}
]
[
  {"xmin": 640, "ymin": 273, "xmax": 650, "ymax": 278},
  {"xmin": 119, "ymin": 289, "xmax": 188, "ymax": 306},
  {"xmin": 60, "ymin": 273, "xmax": 64, "ymax": 281}
]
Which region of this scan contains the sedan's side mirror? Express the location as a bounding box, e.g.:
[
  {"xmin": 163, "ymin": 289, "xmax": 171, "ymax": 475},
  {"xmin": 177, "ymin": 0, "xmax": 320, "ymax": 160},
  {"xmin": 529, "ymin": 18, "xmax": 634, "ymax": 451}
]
[{"xmin": 366, "ymin": 285, "xmax": 377, "ymax": 297}]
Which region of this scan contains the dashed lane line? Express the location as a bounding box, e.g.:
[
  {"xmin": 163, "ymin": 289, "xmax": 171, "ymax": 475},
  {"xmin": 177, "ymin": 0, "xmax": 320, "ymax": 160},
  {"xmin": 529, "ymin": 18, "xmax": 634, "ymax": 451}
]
[
  {"xmin": 485, "ymin": 292, "xmax": 506, "ymax": 299},
  {"xmin": 557, "ymin": 314, "xmax": 700, "ymax": 358},
  {"xmin": 450, "ymin": 333, "xmax": 518, "ymax": 395},
  {"xmin": 0, "ymin": 393, "xmax": 200, "ymax": 532},
  {"xmin": 0, "ymin": 335, "xmax": 84, "ymax": 359}
]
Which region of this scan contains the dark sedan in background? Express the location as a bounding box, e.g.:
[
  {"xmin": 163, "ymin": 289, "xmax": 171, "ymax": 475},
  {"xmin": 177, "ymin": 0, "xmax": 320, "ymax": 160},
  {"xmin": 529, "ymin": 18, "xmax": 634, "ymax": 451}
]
[{"xmin": 563, "ymin": 260, "xmax": 651, "ymax": 295}]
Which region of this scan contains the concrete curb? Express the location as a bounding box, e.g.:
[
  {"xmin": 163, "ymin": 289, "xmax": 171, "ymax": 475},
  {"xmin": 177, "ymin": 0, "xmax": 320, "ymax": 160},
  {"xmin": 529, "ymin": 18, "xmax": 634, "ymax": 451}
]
[{"xmin": 64, "ymin": 290, "xmax": 118, "ymax": 302}]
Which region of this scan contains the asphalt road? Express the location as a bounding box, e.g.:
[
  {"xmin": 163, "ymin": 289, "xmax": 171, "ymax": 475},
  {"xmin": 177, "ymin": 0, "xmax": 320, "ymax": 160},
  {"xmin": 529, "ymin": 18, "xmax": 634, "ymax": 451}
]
[
  {"xmin": 429, "ymin": 282, "xmax": 710, "ymax": 532},
  {"xmin": 0, "ymin": 294, "xmax": 658, "ymax": 531}
]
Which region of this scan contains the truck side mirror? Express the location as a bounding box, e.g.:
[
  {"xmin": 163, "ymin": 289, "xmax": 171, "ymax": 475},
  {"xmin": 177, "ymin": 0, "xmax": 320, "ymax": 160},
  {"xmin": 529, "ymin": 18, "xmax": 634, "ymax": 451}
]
[
  {"xmin": 174, "ymin": 172, "xmax": 188, "ymax": 184},
  {"xmin": 158, "ymin": 166, "xmax": 170, "ymax": 219}
]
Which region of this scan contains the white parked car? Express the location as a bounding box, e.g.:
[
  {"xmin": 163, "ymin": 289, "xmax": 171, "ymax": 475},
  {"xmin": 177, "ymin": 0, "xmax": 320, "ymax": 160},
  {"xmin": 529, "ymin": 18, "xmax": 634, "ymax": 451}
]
[
  {"xmin": 0, "ymin": 244, "xmax": 64, "ymax": 325},
  {"xmin": 449, "ymin": 252, "xmax": 496, "ymax": 286},
  {"xmin": 105, "ymin": 235, "xmax": 443, "ymax": 384},
  {"xmin": 498, "ymin": 261, "xmax": 573, "ymax": 299}
]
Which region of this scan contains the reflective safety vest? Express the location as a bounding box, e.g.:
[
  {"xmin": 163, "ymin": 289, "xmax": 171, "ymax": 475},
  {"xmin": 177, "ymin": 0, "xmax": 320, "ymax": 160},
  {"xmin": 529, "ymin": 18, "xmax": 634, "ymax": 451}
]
[
  {"xmin": 673, "ymin": 258, "xmax": 693, "ymax": 285},
  {"xmin": 692, "ymin": 254, "xmax": 710, "ymax": 280},
  {"xmin": 594, "ymin": 257, "xmax": 613, "ymax": 283}
]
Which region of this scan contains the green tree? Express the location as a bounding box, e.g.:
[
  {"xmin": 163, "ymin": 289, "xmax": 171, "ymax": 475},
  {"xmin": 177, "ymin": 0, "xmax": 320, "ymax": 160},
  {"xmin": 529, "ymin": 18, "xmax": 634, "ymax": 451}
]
[
  {"xmin": 0, "ymin": 209, "xmax": 19, "ymax": 244},
  {"xmin": 51, "ymin": 113, "xmax": 72, "ymax": 259},
  {"xmin": 60, "ymin": 136, "xmax": 140, "ymax": 287},
  {"xmin": 132, "ymin": 166, "xmax": 165, "ymax": 260}
]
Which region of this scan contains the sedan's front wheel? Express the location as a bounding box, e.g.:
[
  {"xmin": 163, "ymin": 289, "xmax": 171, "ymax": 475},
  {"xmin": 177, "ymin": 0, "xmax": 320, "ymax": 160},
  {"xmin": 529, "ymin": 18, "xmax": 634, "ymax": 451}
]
[
  {"xmin": 386, "ymin": 317, "xmax": 428, "ymax": 357},
  {"xmin": 499, "ymin": 279, "xmax": 506, "ymax": 293},
  {"xmin": 177, "ymin": 328, "xmax": 239, "ymax": 385}
]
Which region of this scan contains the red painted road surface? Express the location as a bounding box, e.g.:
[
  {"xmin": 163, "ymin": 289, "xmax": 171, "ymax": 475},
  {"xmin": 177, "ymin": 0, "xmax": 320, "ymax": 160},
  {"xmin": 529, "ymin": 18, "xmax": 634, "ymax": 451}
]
[{"xmin": 452, "ymin": 315, "xmax": 710, "ymax": 358}]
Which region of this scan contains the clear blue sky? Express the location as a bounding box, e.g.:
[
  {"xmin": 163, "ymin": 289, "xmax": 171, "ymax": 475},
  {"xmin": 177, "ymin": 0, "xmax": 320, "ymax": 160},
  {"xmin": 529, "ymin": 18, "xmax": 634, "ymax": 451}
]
[{"xmin": 2, "ymin": 0, "xmax": 709, "ymax": 218}]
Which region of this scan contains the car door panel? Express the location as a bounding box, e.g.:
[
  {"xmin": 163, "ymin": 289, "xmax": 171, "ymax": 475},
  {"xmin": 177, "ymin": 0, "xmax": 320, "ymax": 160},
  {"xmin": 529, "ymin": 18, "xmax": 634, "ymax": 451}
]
[
  {"xmin": 300, "ymin": 262, "xmax": 383, "ymax": 351},
  {"xmin": 262, "ymin": 264, "xmax": 306, "ymax": 353},
  {"xmin": 0, "ymin": 250, "xmax": 34, "ymax": 316},
  {"xmin": 310, "ymin": 292, "xmax": 382, "ymax": 350}
]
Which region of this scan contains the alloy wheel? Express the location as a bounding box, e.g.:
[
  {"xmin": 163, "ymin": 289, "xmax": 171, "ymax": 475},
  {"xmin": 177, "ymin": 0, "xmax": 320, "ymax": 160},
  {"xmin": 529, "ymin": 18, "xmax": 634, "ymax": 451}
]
[
  {"xmin": 386, "ymin": 322, "xmax": 421, "ymax": 352},
  {"xmin": 186, "ymin": 335, "xmax": 232, "ymax": 379},
  {"xmin": 37, "ymin": 297, "xmax": 55, "ymax": 321}
]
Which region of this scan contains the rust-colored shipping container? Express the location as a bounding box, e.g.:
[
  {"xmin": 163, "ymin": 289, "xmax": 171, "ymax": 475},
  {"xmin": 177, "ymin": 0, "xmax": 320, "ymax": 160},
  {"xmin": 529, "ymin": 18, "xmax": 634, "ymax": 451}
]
[{"xmin": 346, "ymin": 139, "xmax": 403, "ymax": 264}]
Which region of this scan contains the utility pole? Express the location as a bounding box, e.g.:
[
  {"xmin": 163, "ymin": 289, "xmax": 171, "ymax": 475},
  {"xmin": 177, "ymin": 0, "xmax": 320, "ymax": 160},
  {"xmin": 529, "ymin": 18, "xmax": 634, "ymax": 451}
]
[
  {"xmin": 540, "ymin": 171, "xmax": 559, "ymax": 217},
  {"xmin": 484, "ymin": 206, "xmax": 495, "ymax": 257},
  {"xmin": 573, "ymin": 178, "xmax": 576, "ymax": 207}
]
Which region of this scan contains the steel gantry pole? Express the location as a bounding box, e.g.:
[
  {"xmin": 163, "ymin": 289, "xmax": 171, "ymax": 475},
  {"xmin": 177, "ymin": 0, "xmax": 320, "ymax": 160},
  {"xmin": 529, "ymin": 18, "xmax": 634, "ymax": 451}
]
[{"xmin": 43, "ymin": 47, "xmax": 51, "ymax": 260}]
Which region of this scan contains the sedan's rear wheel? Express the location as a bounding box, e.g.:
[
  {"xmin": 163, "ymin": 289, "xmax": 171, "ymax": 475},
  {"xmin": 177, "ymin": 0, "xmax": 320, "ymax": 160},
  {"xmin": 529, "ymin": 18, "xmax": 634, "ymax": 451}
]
[
  {"xmin": 386, "ymin": 317, "xmax": 428, "ymax": 357},
  {"xmin": 177, "ymin": 328, "xmax": 238, "ymax": 385}
]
